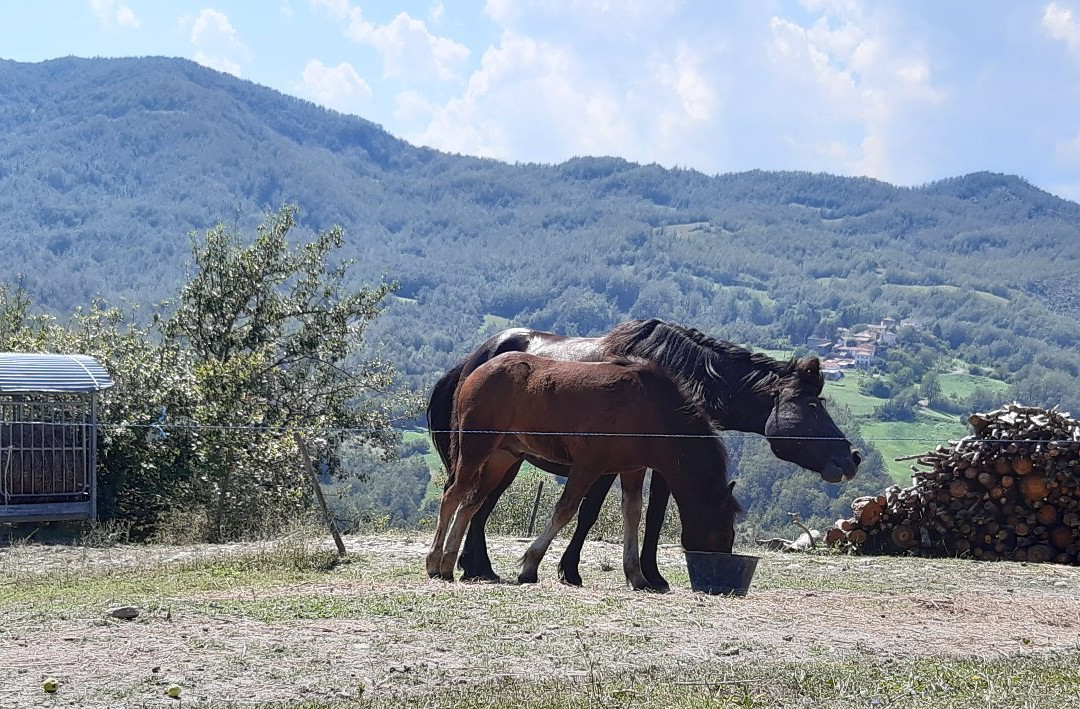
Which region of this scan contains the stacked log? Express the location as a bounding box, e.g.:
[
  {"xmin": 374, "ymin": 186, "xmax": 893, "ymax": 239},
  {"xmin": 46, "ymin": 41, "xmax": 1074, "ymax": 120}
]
[{"xmin": 827, "ymin": 403, "xmax": 1080, "ymax": 564}]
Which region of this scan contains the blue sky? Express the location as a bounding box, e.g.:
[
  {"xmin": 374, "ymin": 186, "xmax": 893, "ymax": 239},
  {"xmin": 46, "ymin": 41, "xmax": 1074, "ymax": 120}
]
[{"xmin": 2, "ymin": 1, "xmax": 1080, "ymax": 201}]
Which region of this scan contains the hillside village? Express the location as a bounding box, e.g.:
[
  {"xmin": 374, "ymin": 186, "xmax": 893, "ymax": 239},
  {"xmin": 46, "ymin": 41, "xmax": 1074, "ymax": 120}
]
[{"xmin": 807, "ymin": 317, "xmax": 921, "ymax": 379}]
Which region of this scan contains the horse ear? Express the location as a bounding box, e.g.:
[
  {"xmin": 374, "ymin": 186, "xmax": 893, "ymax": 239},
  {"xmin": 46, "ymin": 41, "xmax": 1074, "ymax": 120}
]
[{"xmin": 800, "ymin": 357, "xmax": 821, "ymax": 378}]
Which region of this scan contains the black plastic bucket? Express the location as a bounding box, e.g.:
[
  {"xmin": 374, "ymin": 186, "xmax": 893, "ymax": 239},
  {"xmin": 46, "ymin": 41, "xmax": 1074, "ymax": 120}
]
[{"xmin": 684, "ymin": 551, "xmax": 760, "ymax": 596}]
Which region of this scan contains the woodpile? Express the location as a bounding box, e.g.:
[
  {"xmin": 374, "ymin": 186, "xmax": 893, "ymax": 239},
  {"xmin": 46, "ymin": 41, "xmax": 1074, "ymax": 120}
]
[{"xmin": 827, "ymin": 404, "xmax": 1080, "ymax": 564}]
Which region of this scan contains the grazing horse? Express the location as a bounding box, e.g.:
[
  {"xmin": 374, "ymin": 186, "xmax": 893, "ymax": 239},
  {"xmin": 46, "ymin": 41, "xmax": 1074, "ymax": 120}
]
[
  {"xmin": 426, "ymin": 353, "xmax": 740, "ymax": 584},
  {"xmin": 427, "ymin": 319, "xmax": 861, "ymax": 590}
]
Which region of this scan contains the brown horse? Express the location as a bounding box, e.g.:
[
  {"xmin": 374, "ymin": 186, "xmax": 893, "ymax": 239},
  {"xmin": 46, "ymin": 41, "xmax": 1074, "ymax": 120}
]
[
  {"xmin": 427, "ymin": 319, "xmax": 861, "ymax": 590},
  {"xmin": 426, "ymin": 353, "xmax": 740, "ymax": 584}
]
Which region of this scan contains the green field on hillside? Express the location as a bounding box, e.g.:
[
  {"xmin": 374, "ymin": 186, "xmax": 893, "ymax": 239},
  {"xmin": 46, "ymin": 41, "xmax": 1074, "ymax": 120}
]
[
  {"xmin": 938, "ymin": 370, "xmax": 1011, "ymax": 400},
  {"xmin": 823, "ymin": 369, "xmax": 1006, "ymax": 484}
]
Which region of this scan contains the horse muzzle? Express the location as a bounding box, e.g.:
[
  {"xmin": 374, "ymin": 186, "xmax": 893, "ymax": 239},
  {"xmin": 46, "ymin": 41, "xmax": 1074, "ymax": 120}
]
[{"xmin": 820, "ymin": 451, "xmax": 860, "ymax": 483}]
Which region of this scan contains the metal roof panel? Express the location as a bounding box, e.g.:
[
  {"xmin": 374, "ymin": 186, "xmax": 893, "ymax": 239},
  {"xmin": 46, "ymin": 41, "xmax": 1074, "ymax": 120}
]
[{"xmin": 0, "ymin": 353, "xmax": 115, "ymax": 393}]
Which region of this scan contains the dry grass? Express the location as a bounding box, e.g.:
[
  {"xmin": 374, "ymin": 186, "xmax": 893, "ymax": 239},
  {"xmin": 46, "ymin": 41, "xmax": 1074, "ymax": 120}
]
[{"xmin": 2, "ymin": 531, "xmax": 1080, "ymax": 707}]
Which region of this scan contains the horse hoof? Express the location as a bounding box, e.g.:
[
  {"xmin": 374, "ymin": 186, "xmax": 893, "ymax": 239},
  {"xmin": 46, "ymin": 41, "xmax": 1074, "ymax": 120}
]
[
  {"xmin": 643, "ymin": 577, "xmax": 670, "ymax": 593},
  {"xmin": 517, "ymin": 573, "xmax": 539, "ymax": 584},
  {"xmin": 461, "ymin": 571, "xmax": 501, "ymax": 583},
  {"xmin": 558, "ymin": 570, "xmax": 583, "ymax": 587},
  {"xmin": 438, "ymin": 570, "xmax": 456, "ymax": 581}
]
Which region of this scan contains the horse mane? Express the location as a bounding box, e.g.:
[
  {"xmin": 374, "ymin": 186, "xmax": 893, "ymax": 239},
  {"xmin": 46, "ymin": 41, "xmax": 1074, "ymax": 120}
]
[
  {"xmin": 601, "ymin": 352, "xmax": 741, "ymax": 514},
  {"xmin": 605, "ymin": 319, "xmax": 816, "ymax": 418}
]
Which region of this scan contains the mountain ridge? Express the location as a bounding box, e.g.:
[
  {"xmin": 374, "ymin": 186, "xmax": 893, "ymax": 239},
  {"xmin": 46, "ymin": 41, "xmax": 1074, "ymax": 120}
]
[{"xmin": 1, "ymin": 55, "xmax": 1078, "ymax": 412}]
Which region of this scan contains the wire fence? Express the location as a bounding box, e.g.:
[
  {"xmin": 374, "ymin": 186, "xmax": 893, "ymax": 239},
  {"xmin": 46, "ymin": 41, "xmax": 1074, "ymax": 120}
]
[{"xmin": 31, "ymin": 419, "xmax": 1079, "ymax": 446}]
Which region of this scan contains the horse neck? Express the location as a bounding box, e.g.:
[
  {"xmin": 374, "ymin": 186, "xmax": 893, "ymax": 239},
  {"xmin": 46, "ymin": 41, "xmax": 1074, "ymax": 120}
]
[
  {"xmin": 607, "ymin": 320, "xmax": 778, "ymax": 435},
  {"xmin": 707, "ymin": 361, "xmax": 777, "ymax": 435}
]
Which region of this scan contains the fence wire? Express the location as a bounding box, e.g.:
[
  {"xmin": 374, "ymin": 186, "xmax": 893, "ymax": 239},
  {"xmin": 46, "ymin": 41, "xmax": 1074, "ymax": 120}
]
[{"xmin": 40, "ymin": 420, "xmax": 1080, "ymax": 445}]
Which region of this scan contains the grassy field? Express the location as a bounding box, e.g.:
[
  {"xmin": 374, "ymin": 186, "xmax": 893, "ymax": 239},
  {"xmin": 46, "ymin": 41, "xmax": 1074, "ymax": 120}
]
[
  {"xmin": 880, "ymin": 284, "xmax": 1010, "ymax": 306},
  {"xmin": 3, "ymin": 531, "xmax": 1080, "ymax": 708},
  {"xmin": 938, "ymin": 370, "xmax": 1011, "ymax": 400},
  {"xmin": 823, "ymin": 369, "xmax": 1011, "ymax": 484}
]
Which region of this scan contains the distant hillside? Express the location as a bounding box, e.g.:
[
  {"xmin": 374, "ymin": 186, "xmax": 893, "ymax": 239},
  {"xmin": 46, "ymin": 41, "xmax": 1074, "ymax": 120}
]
[{"xmin": 3, "ymin": 56, "xmax": 1080, "ymax": 411}]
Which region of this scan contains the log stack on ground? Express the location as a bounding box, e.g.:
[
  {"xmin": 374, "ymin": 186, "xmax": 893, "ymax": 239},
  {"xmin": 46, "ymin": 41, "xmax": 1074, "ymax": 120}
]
[{"xmin": 827, "ymin": 403, "xmax": 1080, "ymax": 564}]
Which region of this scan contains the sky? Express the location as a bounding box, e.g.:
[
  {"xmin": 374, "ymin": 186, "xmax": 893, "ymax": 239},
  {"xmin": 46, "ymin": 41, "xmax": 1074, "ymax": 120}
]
[{"xmin": 2, "ymin": 1, "xmax": 1080, "ymax": 202}]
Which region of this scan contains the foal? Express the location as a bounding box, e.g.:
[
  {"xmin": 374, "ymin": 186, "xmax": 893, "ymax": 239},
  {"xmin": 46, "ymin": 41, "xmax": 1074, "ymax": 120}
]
[{"xmin": 426, "ymin": 353, "xmax": 738, "ymax": 584}]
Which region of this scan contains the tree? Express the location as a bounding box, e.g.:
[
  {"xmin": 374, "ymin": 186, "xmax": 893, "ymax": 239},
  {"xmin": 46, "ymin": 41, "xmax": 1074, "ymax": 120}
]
[
  {"xmin": 164, "ymin": 205, "xmax": 421, "ymax": 540},
  {"xmin": 920, "ymin": 371, "xmax": 941, "ymax": 405},
  {"xmin": 875, "ymin": 387, "xmax": 921, "ymax": 422}
]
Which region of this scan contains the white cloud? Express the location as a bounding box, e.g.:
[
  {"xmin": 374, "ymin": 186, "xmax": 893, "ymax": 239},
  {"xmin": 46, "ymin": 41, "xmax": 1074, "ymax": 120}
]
[
  {"xmin": 190, "ymin": 9, "xmax": 246, "ymax": 77},
  {"xmin": 311, "ymin": 0, "xmax": 351, "ymax": 20},
  {"xmin": 766, "ymin": 4, "xmax": 945, "ymax": 181},
  {"xmin": 1044, "ymin": 3, "xmax": 1080, "ymax": 60},
  {"xmin": 413, "ymin": 28, "xmax": 727, "ymax": 169},
  {"xmin": 416, "ymin": 32, "xmax": 625, "ymax": 160},
  {"xmin": 484, "ymin": 0, "xmax": 679, "ymax": 32},
  {"xmin": 345, "ymin": 9, "xmax": 470, "ymax": 82},
  {"xmin": 429, "ymin": 1, "xmax": 445, "ymax": 25},
  {"xmin": 90, "ymin": 0, "xmax": 139, "ymax": 29},
  {"xmin": 295, "ymin": 60, "xmax": 372, "ymax": 111},
  {"xmin": 394, "ymin": 89, "xmax": 437, "ymax": 124}
]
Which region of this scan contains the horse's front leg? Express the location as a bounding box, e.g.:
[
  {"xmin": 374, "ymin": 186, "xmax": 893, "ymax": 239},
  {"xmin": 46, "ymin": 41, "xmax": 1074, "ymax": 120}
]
[
  {"xmin": 459, "ymin": 459, "xmax": 523, "ymax": 582},
  {"xmin": 427, "ymin": 475, "xmax": 467, "ymax": 579},
  {"xmin": 619, "ymin": 469, "xmax": 649, "ymax": 590},
  {"xmin": 640, "ymin": 471, "xmax": 671, "ymax": 593},
  {"xmin": 520, "ymin": 469, "xmax": 594, "ymax": 584},
  {"xmin": 440, "ymin": 452, "xmax": 520, "ymax": 580},
  {"xmin": 558, "ymin": 473, "xmax": 616, "ymax": 586}
]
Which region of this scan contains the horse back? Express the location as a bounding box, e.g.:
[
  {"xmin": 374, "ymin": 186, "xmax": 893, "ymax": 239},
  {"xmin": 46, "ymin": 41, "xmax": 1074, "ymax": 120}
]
[{"xmin": 455, "ymin": 354, "xmax": 694, "ymax": 463}]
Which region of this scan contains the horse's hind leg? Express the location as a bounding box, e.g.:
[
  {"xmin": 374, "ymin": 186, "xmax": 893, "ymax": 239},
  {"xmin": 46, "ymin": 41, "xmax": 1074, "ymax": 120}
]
[
  {"xmin": 558, "ymin": 473, "xmax": 616, "ymax": 587},
  {"xmin": 619, "ymin": 469, "xmax": 650, "ymax": 591},
  {"xmin": 640, "ymin": 471, "xmax": 671, "ymax": 593},
  {"xmin": 459, "ymin": 459, "xmax": 523, "ymax": 582},
  {"xmin": 520, "ymin": 470, "xmax": 594, "ymax": 584}
]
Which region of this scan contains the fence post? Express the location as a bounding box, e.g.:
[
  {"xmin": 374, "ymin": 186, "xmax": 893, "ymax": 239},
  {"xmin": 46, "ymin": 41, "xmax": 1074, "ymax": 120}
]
[
  {"xmin": 526, "ymin": 480, "xmax": 544, "ymax": 537},
  {"xmin": 293, "ymin": 431, "xmax": 346, "ymax": 557}
]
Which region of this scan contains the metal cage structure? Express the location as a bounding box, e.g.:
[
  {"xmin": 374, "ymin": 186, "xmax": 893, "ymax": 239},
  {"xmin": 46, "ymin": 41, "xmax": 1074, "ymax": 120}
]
[{"xmin": 0, "ymin": 353, "xmax": 114, "ymax": 523}]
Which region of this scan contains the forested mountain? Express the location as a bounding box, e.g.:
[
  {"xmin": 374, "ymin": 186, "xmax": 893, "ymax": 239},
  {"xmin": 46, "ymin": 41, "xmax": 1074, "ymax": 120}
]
[{"xmin": 4, "ymin": 55, "xmax": 1080, "ymax": 532}]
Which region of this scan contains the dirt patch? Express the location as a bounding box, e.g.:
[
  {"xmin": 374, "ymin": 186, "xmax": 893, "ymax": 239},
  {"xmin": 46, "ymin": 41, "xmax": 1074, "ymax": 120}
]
[{"xmin": 2, "ymin": 534, "xmax": 1079, "ymax": 707}]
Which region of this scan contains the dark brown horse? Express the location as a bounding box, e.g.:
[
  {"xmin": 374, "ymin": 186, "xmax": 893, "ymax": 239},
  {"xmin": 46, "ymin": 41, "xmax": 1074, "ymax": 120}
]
[
  {"xmin": 427, "ymin": 319, "xmax": 861, "ymax": 590},
  {"xmin": 426, "ymin": 353, "xmax": 740, "ymax": 583}
]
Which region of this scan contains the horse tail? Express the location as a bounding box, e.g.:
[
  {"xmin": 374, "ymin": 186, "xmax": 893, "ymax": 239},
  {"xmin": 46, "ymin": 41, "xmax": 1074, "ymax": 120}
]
[
  {"xmin": 427, "ymin": 328, "xmax": 534, "ymax": 487},
  {"xmin": 428, "ymin": 361, "xmax": 467, "ymax": 480}
]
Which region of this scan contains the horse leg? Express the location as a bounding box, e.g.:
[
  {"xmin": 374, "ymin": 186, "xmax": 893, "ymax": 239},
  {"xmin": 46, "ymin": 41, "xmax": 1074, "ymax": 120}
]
[
  {"xmin": 619, "ymin": 469, "xmax": 650, "ymax": 591},
  {"xmin": 640, "ymin": 471, "xmax": 671, "ymax": 593},
  {"xmin": 442, "ymin": 451, "xmax": 521, "ymax": 581},
  {"xmin": 438, "ymin": 496, "xmax": 487, "ymax": 580},
  {"xmin": 558, "ymin": 473, "xmax": 616, "ymax": 586},
  {"xmin": 427, "ymin": 478, "xmax": 467, "ymax": 579},
  {"xmin": 458, "ymin": 459, "xmax": 523, "ymax": 582},
  {"xmin": 519, "ymin": 470, "xmax": 594, "ymax": 584}
]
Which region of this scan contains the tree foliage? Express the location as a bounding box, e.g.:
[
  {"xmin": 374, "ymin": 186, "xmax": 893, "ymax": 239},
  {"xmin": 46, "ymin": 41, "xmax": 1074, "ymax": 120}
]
[{"xmin": 1, "ymin": 208, "xmax": 418, "ymax": 539}]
